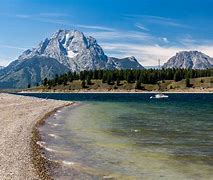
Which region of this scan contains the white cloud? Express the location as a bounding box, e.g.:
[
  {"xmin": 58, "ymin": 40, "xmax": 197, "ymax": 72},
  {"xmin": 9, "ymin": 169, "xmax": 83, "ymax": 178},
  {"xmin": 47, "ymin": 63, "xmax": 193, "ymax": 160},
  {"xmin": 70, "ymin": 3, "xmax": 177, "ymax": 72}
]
[
  {"xmin": 0, "ymin": 45, "xmax": 26, "ymax": 66},
  {"xmin": 1, "ymin": 12, "xmax": 212, "ymax": 68},
  {"xmin": 0, "ymin": 44, "xmax": 26, "ymax": 50},
  {"xmin": 12, "ymin": 13, "xmax": 68, "ymax": 19},
  {"xmin": 124, "ymin": 14, "xmax": 191, "ymax": 29},
  {"xmin": 161, "ymin": 37, "xmax": 169, "ymax": 43},
  {"xmin": 39, "ymin": 13, "xmax": 68, "ymax": 17},
  {"xmin": 86, "ymin": 30, "xmax": 154, "ymax": 42},
  {"xmin": 14, "ymin": 14, "xmax": 32, "ymax": 19},
  {"xmin": 75, "ymin": 25, "xmax": 115, "ymax": 31},
  {"xmin": 101, "ymin": 43, "xmax": 213, "ymax": 66},
  {"xmin": 135, "ymin": 23, "xmax": 149, "ymax": 31},
  {"xmin": 9, "ymin": 13, "xmax": 114, "ymax": 32},
  {"xmin": 0, "ymin": 59, "xmax": 10, "ymax": 66}
]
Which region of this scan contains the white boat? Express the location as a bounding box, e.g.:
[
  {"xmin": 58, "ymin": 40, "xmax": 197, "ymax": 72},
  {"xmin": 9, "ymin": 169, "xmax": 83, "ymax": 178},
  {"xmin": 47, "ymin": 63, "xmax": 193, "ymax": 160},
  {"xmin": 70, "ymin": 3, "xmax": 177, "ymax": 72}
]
[{"xmin": 150, "ymin": 93, "xmax": 169, "ymax": 99}]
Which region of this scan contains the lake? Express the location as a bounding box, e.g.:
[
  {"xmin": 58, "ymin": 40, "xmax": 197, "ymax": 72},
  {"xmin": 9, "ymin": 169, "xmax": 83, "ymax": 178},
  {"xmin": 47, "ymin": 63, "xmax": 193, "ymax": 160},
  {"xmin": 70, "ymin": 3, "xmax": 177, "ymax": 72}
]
[{"xmin": 20, "ymin": 93, "xmax": 213, "ymax": 179}]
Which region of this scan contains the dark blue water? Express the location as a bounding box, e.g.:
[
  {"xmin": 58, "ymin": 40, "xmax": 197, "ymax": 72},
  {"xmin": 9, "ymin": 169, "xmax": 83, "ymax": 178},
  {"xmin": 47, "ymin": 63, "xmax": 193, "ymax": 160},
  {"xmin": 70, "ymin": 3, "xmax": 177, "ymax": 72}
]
[{"xmin": 18, "ymin": 92, "xmax": 213, "ymax": 104}]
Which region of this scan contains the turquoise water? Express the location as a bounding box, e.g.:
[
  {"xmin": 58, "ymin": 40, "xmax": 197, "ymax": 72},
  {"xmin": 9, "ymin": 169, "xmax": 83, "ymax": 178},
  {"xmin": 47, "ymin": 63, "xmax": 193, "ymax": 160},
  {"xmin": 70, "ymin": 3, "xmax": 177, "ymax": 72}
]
[{"xmin": 23, "ymin": 93, "xmax": 213, "ymax": 179}]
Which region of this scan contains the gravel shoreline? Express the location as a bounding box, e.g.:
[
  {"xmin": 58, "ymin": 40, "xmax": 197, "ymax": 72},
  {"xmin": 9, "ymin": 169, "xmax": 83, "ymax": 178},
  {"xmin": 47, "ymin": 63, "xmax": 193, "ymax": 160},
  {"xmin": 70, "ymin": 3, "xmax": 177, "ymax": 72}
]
[{"xmin": 0, "ymin": 93, "xmax": 71, "ymax": 179}]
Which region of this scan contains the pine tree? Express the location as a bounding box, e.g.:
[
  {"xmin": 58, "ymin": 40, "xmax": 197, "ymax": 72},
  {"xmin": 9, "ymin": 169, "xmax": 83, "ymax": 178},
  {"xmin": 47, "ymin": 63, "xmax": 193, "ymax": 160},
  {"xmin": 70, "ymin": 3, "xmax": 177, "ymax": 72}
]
[
  {"xmin": 135, "ymin": 81, "xmax": 141, "ymax": 89},
  {"xmin": 67, "ymin": 71, "xmax": 73, "ymax": 82},
  {"xmin": 116, "ymin": 77, "xmax": 120, "ymax": 86},
  {"xmin": 107, "ymin": 74, "xmax": 112, "ymax": 85},
  {"xmin": 127, "ymin": 73, "xmax": 133, "ymax": 83},
  {"xmin": 86, "ymin": 76, "xmax": 92, "ymax": 85},
  {"xmin": 80, "ymin": 71, "xmax": 85, "ymax": 80},
  {"xmin": 98, "ymin": 70, "xmax": 103, "ymax": 80},
  {"xmin": 185, "ymin": 75, "xmax": 190, "ymax": 87},
  {"xmin": 81, "ymin": 80, "xmax": 86, "ymax": 88},
  {"xmin": 63, "ymin": 78, "xmax": 68, "ymax": 86},
  {"xmin": 41, "ymin": 68, "xmax": 212, "ymax": 90},
  {"xmin": 55, "ymin": 74, "xmax": 59, "ymax": 84},
  {"xmin": 102, "ymin": 73, "xmax": 107, "ymax": 83},
  {"xmin": 43, "ymin": 78, "xmax": 48, "ymax": 86},
  {"xmin": 174, "ymin": 71, "xmax": 182, "ymax": 82}
]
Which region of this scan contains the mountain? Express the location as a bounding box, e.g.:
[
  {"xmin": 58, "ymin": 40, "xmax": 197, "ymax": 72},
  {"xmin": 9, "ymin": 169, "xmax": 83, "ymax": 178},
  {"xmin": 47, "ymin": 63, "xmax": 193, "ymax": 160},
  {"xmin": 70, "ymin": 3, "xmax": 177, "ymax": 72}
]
[
  {"xmin": 144, "ymin": 66, "xmax": 160, "ymax": 69},
  {"xmin": 16, "ymin": 29, "xmax": 144, "ymax": 71},
  {"xmin": 0, "ymin": 29, "xmax": 144, "ymax": 89},
  {"xmin": 163, "ymin": 51, "xmax": 213, "ymax": 69},
  {"xmin": 0, "ymin": 56, "xmax": 69, "ymax": 89},
  {"xmin": 0, "ymin": 66, "xmax": 4, "ymax": 70},
  {"xmin": 107, "ymin": 56, "xmax": 143, "ymax": 70}
]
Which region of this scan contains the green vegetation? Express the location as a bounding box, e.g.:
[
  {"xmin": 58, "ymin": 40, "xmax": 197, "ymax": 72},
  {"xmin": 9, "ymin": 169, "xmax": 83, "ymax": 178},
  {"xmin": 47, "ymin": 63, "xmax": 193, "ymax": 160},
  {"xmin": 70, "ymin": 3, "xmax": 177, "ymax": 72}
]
[
  {"xmin": 81, "ymin": 79, "xmax": 86, "ymax": 88},
  {"xmin": 185, "ymin": 74, "xmax": 191, "ymax": 87},
  {"xmin": 28, "ymin": 68, "xmax": 213, "ymax": 92},
  {"xmin": 43, "ymin": 69, "xmax": 212, "ymax": 86}
]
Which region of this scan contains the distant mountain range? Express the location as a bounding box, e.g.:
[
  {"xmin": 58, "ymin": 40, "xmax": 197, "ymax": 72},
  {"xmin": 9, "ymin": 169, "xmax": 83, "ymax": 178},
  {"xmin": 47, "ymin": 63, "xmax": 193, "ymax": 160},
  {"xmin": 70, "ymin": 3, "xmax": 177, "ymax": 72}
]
[
  {"xmin": 163, "ymin": 51, "xmax": 213, "ymax": 69},
  {"xmin": 0, "ymin": 30, "xmax": 212, "ymax": 89},
  {"xmin": 0, "ymin": 30, "xmax": 143, "ymax": 88},
  {"xmin": 144, "ymin": 66, "xmax": 160, "ymax": 69}
]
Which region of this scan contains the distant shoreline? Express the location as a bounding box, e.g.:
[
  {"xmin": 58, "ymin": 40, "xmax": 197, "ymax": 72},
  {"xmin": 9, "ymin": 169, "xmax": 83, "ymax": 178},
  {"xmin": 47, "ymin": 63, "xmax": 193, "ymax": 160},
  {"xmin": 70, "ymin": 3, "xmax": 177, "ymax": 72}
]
[
  {"xmin": 19, "ymin": 76, "xmax": 213, "ymax": 94},
  {"xmin": 18, "ymin": 90, "xmax": 213, "ymax": 94}
]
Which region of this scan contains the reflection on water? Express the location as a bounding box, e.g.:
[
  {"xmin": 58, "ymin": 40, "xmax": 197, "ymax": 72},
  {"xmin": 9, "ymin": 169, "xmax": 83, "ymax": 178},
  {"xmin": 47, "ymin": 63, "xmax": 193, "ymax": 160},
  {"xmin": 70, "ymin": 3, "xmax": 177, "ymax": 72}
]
[{"xmin": 37, "ymin": 94, "xmax": 213, "ymax": 179}]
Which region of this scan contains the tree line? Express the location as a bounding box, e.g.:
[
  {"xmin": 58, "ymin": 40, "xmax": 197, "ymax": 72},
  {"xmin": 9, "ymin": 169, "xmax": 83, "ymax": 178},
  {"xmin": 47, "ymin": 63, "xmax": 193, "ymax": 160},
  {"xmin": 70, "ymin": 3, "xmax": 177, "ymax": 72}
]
[{"xmin": 42, "ymin": 68, "xmax": 213, "ymax": 89}]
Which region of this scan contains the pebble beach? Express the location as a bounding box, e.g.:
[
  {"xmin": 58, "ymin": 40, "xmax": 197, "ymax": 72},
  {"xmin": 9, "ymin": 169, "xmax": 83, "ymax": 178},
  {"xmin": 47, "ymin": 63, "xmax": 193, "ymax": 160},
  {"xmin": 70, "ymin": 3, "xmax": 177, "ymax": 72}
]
[{"xmin": 0, "ymin": 93, "xmax": 71, "ymax": 179}]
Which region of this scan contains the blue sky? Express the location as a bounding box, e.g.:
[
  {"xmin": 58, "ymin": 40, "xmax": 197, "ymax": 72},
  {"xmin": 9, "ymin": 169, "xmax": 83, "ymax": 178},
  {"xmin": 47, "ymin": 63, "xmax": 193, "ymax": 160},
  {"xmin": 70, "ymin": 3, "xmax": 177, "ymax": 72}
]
[{"xmin": 1, "ymin": 0, "xmax": 213, "ymax": 66}]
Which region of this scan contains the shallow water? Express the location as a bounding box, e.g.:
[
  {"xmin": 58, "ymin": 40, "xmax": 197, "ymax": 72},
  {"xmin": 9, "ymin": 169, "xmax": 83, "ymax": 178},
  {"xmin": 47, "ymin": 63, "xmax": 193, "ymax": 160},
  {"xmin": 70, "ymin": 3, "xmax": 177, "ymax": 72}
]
[{"xmin": 23, "ymin": 93, "xmax": 213, "ymax": 179}]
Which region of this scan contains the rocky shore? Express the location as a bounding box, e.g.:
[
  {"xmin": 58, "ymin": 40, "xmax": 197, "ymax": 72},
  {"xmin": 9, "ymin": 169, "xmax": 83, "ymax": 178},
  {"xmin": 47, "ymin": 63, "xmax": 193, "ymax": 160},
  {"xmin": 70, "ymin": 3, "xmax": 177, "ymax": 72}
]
[{"xmin": 0, "ymin": 93, "xmax": 71, "ymax": 179}]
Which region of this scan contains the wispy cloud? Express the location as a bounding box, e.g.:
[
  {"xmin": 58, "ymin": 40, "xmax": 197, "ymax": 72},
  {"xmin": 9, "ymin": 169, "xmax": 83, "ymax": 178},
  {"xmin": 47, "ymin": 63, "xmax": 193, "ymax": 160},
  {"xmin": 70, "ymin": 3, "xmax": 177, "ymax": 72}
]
[
  {"xmin": 0, "ymin": 58, "xmax": 11, "ymax": 66},
  {"xmin": 135, "ymin": 23, "xmax": 149, "ymax": 31},
  {"xmin": 101, "ymin": 43, "xmax": 178, "ymax": 65},
  {"xmin": 124, "ymin": 14, "xmax": 191, "ymax": 29},
  {"xmin": 143, "ymin": 15, "xmax": 190, "ymax": 28},
  {"xmin": 14, "ymin": 14, "xmax": 32, "ymax": 19},
  {"xmin": 8, "ymin": 13, "xmax": 115, "ymax": 32},
  {"xmin": 76, "ymin": 25, "xmax": 115, "ymax": 31},
  {"xmin": 160, "ymin": 37, "xmax": 169, "ymax": 43},
  {"xmin": 12, "ymin": 13, "xmax": 68, "ymax": 19},
  {"xmin": 87, "ymin": 30, "xmax": 154, "ymax": 41},
  {"xmin": 0, "ymin": 44, "xmax": 26, "ymax": 50},
  {"xmin": 1, "ymin": 12, "xmax": 211, "ymax": 67},
  {"xmin": 101, "ymin": 42, "xmax": 213, "ymax": 66},
  {"xmin": 39, "ymin": 13, "xmax": 68, "ymax": 17}
]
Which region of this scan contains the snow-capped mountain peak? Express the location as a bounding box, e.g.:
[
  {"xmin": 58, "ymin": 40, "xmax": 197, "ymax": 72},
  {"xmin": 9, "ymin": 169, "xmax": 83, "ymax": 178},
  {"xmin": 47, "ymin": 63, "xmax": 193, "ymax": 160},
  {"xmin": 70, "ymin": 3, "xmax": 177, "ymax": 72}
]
[
  {"xmin": 18, "ymin": 29, "xmax": 143, "ymax": 72},
  {"xmin": 0, "ymin": 29, "xmax": 144, "ymax": 88}
]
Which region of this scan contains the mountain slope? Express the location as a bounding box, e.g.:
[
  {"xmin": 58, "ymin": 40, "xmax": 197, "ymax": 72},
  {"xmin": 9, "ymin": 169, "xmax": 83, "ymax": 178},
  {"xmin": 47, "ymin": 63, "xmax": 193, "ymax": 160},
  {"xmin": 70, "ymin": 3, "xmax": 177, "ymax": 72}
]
[
  {"xmin": 0, "ymin": 56, "xmax": 69, "ymax": 89},
  {"xmin": 107, "ymin": 57, "xmax": 144, "ymax": 70},
  {"xmin": 18, "ymin": 29, "xmax": 143, "ymax": 71},
  {"xmin": 163, "ymin": 51, "xmax": 213, "ymax": 69},
  {"xmin": 0, "ymin": 29, "xmax": 144, "ymax": 88},
  {"xmin": 19, "ymin": 30, "xmax": 109, "ymax": 71}
]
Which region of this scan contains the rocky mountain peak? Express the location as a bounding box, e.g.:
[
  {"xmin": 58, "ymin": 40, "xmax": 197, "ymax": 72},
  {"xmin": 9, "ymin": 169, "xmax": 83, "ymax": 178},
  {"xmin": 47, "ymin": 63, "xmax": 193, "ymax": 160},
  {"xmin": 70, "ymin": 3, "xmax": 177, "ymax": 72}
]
[
  {"xmin": 17, "ymin": 29, "xmax": 110, "ymax": 71},
  {"xmin": 0, "ymin": 29, "xmax": 144, "ymax": 88},
  {"xmin": 163, "ymin": 50, "xmax": 213, "ymax": 69}
]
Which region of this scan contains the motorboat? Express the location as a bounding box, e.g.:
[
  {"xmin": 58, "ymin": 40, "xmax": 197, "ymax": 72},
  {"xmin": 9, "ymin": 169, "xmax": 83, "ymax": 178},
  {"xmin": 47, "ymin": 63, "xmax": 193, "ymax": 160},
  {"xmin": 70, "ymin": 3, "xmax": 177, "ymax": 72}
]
[{"xmin": 150, "ymin": 93, "xmax": 169, "ymax": 99}]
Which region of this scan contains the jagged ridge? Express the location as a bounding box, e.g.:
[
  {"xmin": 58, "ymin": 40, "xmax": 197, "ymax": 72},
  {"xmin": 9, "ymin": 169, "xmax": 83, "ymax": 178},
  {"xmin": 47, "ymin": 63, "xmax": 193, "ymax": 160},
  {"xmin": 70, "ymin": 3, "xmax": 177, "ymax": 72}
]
[
  {"xmin": 0, "ymin": 29, "xmax": 144, "ymax": 88},
  {"xmin": 163, "ymin": 51, "xmax": 213, "ymax": 69}
]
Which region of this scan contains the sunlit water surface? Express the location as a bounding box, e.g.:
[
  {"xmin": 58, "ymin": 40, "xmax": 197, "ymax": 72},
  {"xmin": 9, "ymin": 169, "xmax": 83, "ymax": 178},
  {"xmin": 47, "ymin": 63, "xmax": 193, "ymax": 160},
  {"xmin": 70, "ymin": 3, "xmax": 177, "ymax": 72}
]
[{"xmin": 21, "ymin": 93, "xmax": 213, "ymax": 179}]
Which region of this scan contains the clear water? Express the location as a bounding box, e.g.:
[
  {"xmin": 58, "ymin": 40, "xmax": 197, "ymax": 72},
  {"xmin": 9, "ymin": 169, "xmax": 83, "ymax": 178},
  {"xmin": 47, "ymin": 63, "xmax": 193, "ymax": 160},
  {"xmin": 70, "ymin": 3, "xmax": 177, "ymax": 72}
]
[{"xmin": 21, "ymin": 93, "xmax": 213, "ymax": 179}]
